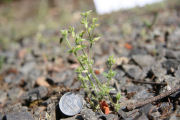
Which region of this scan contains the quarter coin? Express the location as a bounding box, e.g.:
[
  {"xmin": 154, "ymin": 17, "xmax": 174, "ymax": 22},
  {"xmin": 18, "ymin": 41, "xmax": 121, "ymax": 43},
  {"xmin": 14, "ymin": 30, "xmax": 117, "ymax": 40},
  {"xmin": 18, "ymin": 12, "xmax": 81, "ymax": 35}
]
[{"xmin": 59, "ymin": 92, "xmax": 83, "ymax": 116}]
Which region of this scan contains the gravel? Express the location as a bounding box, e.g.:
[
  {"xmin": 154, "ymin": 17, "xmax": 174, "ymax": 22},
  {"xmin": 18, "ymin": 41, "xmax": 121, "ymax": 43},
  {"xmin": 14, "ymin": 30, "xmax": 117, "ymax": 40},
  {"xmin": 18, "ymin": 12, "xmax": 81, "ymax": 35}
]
[{"xmin": 3, "ymin": 112, "xmax": 34, "ymax": 120}]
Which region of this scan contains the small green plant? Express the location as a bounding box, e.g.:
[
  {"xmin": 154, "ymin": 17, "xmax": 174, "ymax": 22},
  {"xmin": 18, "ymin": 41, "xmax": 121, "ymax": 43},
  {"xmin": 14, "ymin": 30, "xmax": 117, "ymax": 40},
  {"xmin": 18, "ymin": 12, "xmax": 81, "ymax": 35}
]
[
  {"xmin": 60, "ymin": 10, "xmax": 120, "ymax": 112},
  {"xmin": 143, "ymin": 12, "xmax": 158, "ymax": 30},
  {"xmin": 0, "ymin": 56, "xmax": 4, "ymax": 70}
]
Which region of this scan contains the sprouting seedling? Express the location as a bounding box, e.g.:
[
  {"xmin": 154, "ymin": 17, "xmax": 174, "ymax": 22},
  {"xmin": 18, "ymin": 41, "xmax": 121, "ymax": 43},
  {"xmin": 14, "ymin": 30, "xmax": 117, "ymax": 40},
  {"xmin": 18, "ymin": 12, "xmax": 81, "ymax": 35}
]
[{"xmin": 60, "ymin": 10, "xmax": 121, "ymax": 112}]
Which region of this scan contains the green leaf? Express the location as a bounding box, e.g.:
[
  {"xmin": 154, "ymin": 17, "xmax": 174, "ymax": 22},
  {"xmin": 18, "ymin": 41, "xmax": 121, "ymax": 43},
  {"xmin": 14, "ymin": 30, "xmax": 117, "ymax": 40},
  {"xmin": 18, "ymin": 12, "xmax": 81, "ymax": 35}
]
[
  {"xmin": 61, "ymin": 30, "xmax": 68, "ymax": 36},
  {"xmin": 108, "ymin": 55, "xmax": 116, "ymax": 66},
  {"xmin": 92, "ymin": 18, "xmax": 97, "ymax": 23},
  {"xmin": 76, "ymin": 67, "xmax": 83, "ymax": 73},
  {"xmin": 79, "ymin": 31, "xmax": 85, "ymax": 37},
  {"xmin": 116, "ymin": 92, "xmax": 121, "ymax": 101},
  {"xmin": 81, "ymin": 10, "xmax": 92, "ymax": 17},
  {"xmin": 75, "ymin": 36, "xmax": 85, "ymax": 45},
  {"xmin": 73, "ymin": 45, "xmax": 86, "ymax": 53},
  {"xmin": 59, "ymin": 37, "xmax": 64, "ymax": 44},
  {"xmin": 68, "ymin": 49, "xmax": 74, "ymax": 53},
  {"xmin": 88, "ymin": 27, "xmax": 92, "ymax": 33},
  {"xmin": 93, "ymin": 37, "xmax": 101, "ymax": 42}
]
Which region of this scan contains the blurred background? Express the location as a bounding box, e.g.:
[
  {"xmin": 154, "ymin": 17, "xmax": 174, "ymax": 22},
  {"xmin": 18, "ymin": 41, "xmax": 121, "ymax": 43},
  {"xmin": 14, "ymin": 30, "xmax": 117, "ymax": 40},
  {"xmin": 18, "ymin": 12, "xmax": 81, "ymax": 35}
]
[{"xmin": 0, "ymin": 0, "xmax": 179, "ymax": 50}]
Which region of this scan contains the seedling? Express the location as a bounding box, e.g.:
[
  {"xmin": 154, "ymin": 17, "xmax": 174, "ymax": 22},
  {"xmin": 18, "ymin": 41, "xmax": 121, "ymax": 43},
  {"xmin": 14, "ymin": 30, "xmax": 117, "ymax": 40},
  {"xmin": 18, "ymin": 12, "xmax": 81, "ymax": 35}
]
[{"xmin": 60, "ymin": 10, "xmax": 121, "ymax": 113}]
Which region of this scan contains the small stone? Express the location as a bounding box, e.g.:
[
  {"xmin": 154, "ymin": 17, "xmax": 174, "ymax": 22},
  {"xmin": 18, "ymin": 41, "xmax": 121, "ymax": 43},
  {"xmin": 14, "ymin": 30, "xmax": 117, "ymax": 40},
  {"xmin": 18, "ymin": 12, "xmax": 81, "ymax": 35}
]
[
  {"xmin": 151, "ymin": 63, "xmax": 166, "ymax": 78},
  {"xmin": 175, "ymin": 66, "xmax": 180, "ymax": 79},
  {"xmin": 4, "ymin": 112, "xmax": 34, "ymax": 120},
  {"xmin": 46, "ymin": 103, "xmax": 56, "ymax": 120},
  {"xmin": 132, "ymin": 55, "xmax": 155, "ymax": 68},
  {"xmin": 133, "ymin": 89, "xmax": 154, "ymax": 100},
  {"xmin": 25, "ymin": 69, "xmax": 41, "ymax": 89},
  {"xmin": 149, "ymin": 110, "xmax": 161, "ymax": 120},
  {"xmin": 169, "ymin": 114, "xmax": 179, "ymax": 120},
  {"xmin": 20, "ymin": 62, "xmax": 36, "ymax": 75},
  {"xmin": 126, "ymin": 109, "xmax": 141, "ymax": 119},
  {"xmin": 81, "ymin": 108, "xmax": 97, "ymax": 120},
  {"xmin": 8, "ymin": 88, "xmax": 23, "ymax": 100},
  {"xmin": 163, "ymin": 75, "xmax": 179, "ymax": 90},
  {"xmin": 139, "ymin": 104, "xmax": 154, "ymax": 115},
  {"xmin": 98, "ymin": 114, "xmax": 118, "ymax": 120},
  {"xmin": 52, "ymin": 70, "xmax": 75, "ymax": 87},
  {"xmin": 114, "ymin": 69, "xmax": 125, "ymax": 81},
  {"xmin": 162, "ymin": 59, "xmax": 179, "ymax": 71},
  {"xmin": 36, "ymin": 76, "xmax": 50, "ymax": 87},
  {"xmin": 118, "ymin": 109, "xmax": 128, "ymax": 119},
  {"xmin": 21, "ymin": 86, "xmax": 48, "ymax": 102},
  {"xmin": 4, "ymin": 74, "xmax": 14, "ymax": 83},
  {"xmin": 137, "ymin": 113, "xmax": 148, "ymax": 120},
  {"xmin": 33, "ymin": 107, "xmax": 46, "ymax": 119},
  {"xmin": 123, "ymin": 65, "xmax": 142, "ymax": 80},
  {"xmin": 165, "ymin": 50, "xmax": 177, "ymax": 59},
  {"xmin": 0, "ymin": 90, "xmax": 7, "ymax": 103}
]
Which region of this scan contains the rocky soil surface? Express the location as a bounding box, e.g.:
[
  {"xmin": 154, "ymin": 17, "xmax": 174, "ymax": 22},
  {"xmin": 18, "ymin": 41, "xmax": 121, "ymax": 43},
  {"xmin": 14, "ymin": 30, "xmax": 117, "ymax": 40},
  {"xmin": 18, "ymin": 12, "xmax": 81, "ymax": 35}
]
[{"xmin": 0, "ymin": 0, "xmax": 180, "ymax": 120}]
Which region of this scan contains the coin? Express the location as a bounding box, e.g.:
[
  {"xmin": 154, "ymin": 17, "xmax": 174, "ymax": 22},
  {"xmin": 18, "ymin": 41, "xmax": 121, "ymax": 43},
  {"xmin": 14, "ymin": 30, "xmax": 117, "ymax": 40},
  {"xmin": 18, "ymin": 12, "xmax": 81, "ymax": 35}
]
[{"xmin": 59, "ymin": 92, "xmax": 83, "ymax": 116}]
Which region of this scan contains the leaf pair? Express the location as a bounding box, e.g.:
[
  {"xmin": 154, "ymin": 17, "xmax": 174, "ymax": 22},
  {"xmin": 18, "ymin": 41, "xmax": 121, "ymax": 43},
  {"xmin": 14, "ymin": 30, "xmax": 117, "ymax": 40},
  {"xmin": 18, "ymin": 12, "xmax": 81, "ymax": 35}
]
[{"xmin": 68, "ymin": 45, "xmax": 86, "ymax": 53}]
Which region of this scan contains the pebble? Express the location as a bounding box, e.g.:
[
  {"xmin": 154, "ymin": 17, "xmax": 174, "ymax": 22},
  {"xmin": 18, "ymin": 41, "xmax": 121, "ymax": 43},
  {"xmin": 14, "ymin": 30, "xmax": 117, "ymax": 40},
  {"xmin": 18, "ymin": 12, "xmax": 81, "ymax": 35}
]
[
  {"xmin": 98, "ymin": 114, "xmax": 118, "ymax": 120},
  {"xmin": 0, "ymin": 90, "xmax": 7, "ymax": 103},
  {"xmin": 21, "ymin": 86, "xmax": 48, "ymax": 102},
  {"xmin": 123, "ymin": 65, "xmax": 142, "ymax": 80},
  {"xmin": 151, "ymin": 63, "xmax": 166, "ymax": 78},
  {"xmin": 132, "ymin": 55, "xmax": 155, "ymax": 68},
  {"xmin": 133, "ymin": 89, "xmax": 154, "ymax": 100},
  {"xmin": 8, "ymin": 87, "xmax": 23, "ymax": 100},
  {"xmin": 163, "ymin": 75, "xmax": 179, "ymax": 90},
  {"xmin": 114, "ymin": 69, "xmax": 125, "ymax": 81},
  {"xmin": 175, "ymin": 66, "xmax": 180, "ymax": 79},
  {"xmin": 162, "ymin": 59, "xmax": 179, "ymax": 71},
  {"xmin": 3, "ymin": 112, "xmax": 34, "ymax": 120},
  {"xmin": 20, "ymin": 62, "xmax": 36, "ymax": 75},
  {"xmin": 165, "ymin": 50, "xmax": 178, "ymax": 59},
  {"xmin": 137, "ymin": 113, "xmax": 149, "ymax": 120},
  {"xmin": 139, "ymin": 104, "xmax": 154, "ymax": 115},
  {"xmin": 149, "ymin": 110, "xmax": 161, "ymax": 120},
  {"xmin": 81, "ymin": 108, "xmax": 97, "ymax": 120}
]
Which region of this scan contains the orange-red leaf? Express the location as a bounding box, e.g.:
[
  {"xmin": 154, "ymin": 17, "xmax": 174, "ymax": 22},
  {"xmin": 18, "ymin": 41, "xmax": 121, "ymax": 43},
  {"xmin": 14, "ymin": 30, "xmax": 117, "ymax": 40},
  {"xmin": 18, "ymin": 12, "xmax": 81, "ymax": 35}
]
[
  {"xmin": 94, "ymin": 69, "xmax": 100, "ymax": 75},
  {"xmin": 124, "ymin": 43, "xmax": 132, "ymax": 50},
  {"xmin": 100, "ymin": 100, "xmax": 110, "ymax": 114}
]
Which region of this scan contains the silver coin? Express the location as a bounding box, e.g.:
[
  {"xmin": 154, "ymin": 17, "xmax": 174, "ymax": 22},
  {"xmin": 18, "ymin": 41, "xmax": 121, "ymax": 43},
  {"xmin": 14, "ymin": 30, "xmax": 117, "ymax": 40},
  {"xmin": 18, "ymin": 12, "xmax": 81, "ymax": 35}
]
[{"xmin": 59, "ymin": 92, "xmax": 83, "ymax": 116}]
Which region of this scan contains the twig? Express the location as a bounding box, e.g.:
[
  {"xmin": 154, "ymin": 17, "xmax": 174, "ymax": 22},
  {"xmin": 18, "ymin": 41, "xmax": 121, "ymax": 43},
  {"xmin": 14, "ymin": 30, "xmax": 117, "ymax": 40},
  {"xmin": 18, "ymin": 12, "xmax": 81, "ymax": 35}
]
[
  {"xmin": 126, "ymin": 85, "xmax": 180, "ymax": 111},
  {"xmin": 131, "ymin": 80, "xmax": 167, "ymax": 86}
]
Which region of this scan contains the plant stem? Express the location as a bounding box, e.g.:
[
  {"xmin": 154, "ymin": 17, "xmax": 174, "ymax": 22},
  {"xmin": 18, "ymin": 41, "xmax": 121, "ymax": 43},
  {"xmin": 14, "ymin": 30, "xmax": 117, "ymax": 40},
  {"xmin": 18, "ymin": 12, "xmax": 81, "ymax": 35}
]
[{"xmin": 65, "ymin": 38, "xmax": 94, "ymax": 88}]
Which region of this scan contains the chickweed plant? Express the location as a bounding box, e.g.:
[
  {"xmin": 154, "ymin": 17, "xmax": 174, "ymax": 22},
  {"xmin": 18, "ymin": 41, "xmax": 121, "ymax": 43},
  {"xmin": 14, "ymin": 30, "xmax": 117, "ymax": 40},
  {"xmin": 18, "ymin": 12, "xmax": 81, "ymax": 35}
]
[{"xmin": 60, "ymin": 10, "xmax": 121, "ymax": 112}]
